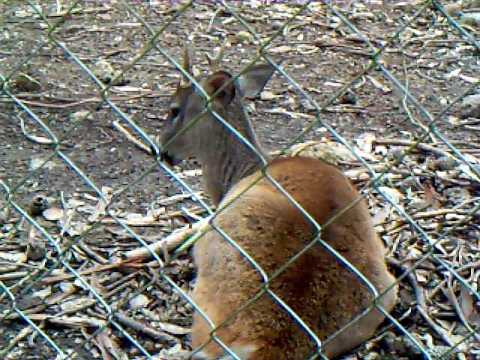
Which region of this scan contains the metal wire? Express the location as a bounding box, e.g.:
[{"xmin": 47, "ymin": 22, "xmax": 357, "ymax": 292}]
[{"xmin": 0, "ymin": 1, "xmax": 478, "ymax": 359}]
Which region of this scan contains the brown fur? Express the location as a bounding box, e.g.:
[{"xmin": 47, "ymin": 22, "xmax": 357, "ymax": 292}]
[{"xmin": 191, "ymin": 157, "xmax": 397, "ymax": 359}]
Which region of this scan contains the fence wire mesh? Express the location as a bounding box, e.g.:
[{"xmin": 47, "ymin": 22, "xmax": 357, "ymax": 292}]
[{"xmin": 0, "ymin": 0, "xmax": 479, "ymax": 359}]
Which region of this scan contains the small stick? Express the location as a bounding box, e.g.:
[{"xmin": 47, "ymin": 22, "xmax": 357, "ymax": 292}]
[
  {"xmin": 313, "ymin": 41, "xmax": 372, "ymax": 57},
  {"xmin": 444, "ymin": 279, "xmax": 480, "ymax": 343},
  {"xmin": 157, "ymin": 192, "xmax": 203, "ymax": 206},
  {"xmin": 387, "ymin": 258, "xmax": 455, "ymax": 347},
  {"xmin": 56, "ymin": 299, "xmax": 98, "ymax": 317},
  {"xmin": 99, "ymin": 207, "xmax": 205, "ymax": 226},
  {"xmin": 77, "ymin": 240, "xmax": 109, "ymax": 264},
  {"xmin": 114, "ymin": 312, "xmax": 177, "ymax": 343},
  {"xmin": 49, "ymin": 7, "xmax": 112, "ymax": 18},
  {"xmin": 20, "ymin": 117, "xmax": 53, "ymax": 145},
  {"xmin": 3, "ymin": 92, "xmax": 166, "ymax": 109},
  {"xmin": 2, "ymin": 314, "xmax": 107, "ymax": 328},
  {"xmin": 383, "ymin": 209, "xmax": 471, "ymax": 233},
  {"xmin": 100, "ymin": 217, "xmax": 168, "ymax": 227},
  {"xmin": 0, "ymin": 325, "xmax": 34, "ymax": 358},
  {"xmin": 400, "ymin": 58, "xmax": 436, "ymax": 143},
  {"xmin": 0, "ymin": 271, "xmax": 29, "ymax": 281},
  {"xmin": 412, "ymin": 209, "xmax": 470, "ymax": 220},
  {"xmin": 112, "ymin": 120, "xmax": 152, "ymax": 154},
  {"xmin": 104, "ymin": 277, "xmax": 139, "ymax": 300},
  {"xmin": 123, "ymin": 217, "xmax": 211, "ymax": 262},
  {"xmin": 464, "ymin": 125, "xmax": 480, "ymax": 131},
  {"xmin": 40, "ymin": 261, "xmax": 141, "ymax": 285},
  {"xmin": 206, "ymin": 8, "xmax": 221, "ymax": 33},
  {"xmin": 373, "ymin": 138, "xmax": 452, "ymax": 158},
  {"xmin": 93, "ymin": 330, "xmax": 121, "ymax": 360}
]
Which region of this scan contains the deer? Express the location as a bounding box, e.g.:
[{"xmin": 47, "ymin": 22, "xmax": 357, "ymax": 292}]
[{"xmin": 159, "ymin": 45, "xmax": 398, "ymax": 360}]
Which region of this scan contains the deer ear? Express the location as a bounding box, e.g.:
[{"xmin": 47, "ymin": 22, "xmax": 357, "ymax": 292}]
[
  {"xmin": 236, "ymin": 64, "xmax": 277, "ymax": 99},
  {"xmin": 204, "ymin": 71, "xmax": 236, "ymax": 107}
]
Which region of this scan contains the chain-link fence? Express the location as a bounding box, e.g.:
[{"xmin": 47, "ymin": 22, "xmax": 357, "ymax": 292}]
[{"xmin": 1, "ymin": 0, "xmax": 479, "ymax": 359}]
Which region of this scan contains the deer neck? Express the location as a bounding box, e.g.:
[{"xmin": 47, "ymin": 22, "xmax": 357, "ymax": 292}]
[{"xmin": 200, "ymin": 117, "xmax": 267, "ymax": 206}]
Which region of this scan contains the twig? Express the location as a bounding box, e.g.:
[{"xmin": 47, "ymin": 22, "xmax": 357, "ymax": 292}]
[
  {"xmin": 464, "ymin": 125, "xmax": 480, "ymax": 131},
  {"xmin": 104, "ymin": 276, "xmax": 140, "ymax": 300},
  {"xmin": 0, "ymin": 325, "xmax": 34, "ymax": 358},
  {"xmin": 100, "ymin": 207, "xmax": 206, "ymax": 227},
  {"xmin": 112, "ymin": 120, "xmax": 152, "ymax": 154},
  {"xmin": 373, "ymin": 138, "xmax": 452, "ymax": 158},
  {"xmin": 444, "ymin": 278, "xmax": 480, "ymax": 343},
  {"xmin": 157, "ymin": 192, "xmax": 203, "ymax": 206},
  {"xmin": 93, "ymin": 329, "xmax": 122, "ymax": 360},
  {"xmin": 40, "ymin": 261, "xmax": 142, "ymax": 285},
  {"xmin": 2, "ymin": 92, "xmax": 167, "ymax": 109},
  {"xmin": 313, "ymin": 41, "xmax": 372, "ymax": 57},
  {"xmin": 344, "ymin": 164, "xmax": 389, "ymax": 181},
  {"xmin": 0, "ymin": 271, "xmax": 29, "ymax": 280},
  {"xmin": 2, "ymin": 313, "xmax": 107, "ymax": 327},
  {"xmin": 114, "ymin": 312, "xmax": 177, "ymax": 343},
  {"xmin": 206, "ymin": 8, "xmax": 221, "ymax": 33},
  {"xmin": 19, "ymin": 117, "xmax": 53, "ymax": 145},
  {"xmin": 412, "ymin": 209, "xmax": 471, "ymax": 220},
  {"xmin": 123, "ymin": 217, "xmax": 211, "ymax": 262},
  {"xmin": 76, "ymin": 240, "xmax": 109, "ymax": 264},
  {"xmin": 387, "ymin": 258, "xmax": 455, "ymax": 347},
  {"xmin": 47, "ymin": 6, "xmax": 113, "ymax": 18},
  {"xmin": 401, "ymin": 57, "xmax": 436, "ymax": 143},
  {"xmin": 100, "ymin": 218, "xmax": 168, "ymax": 227},
  {"xmin": 381, "ymin": 209, "xmax": 471, "ymax": 233},
  {"xmin": 56, "ymin": 299, "xmax": 98, "ymax": 317}
]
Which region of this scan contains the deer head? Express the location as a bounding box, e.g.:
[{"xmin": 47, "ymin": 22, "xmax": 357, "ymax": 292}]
[{"xmin": 160, "ymin": 44, "xmax": 277, "ymax": 168}]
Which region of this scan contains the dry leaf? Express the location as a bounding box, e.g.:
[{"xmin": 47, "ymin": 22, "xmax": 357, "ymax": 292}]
[
  {"xmin": 356, "ymin": 133, "xmax": 376, "ymax": 155},
  {"xmin": 422, "ymin": 182, "xmax": 443, "ymax": 209},
  {"xmin": 60, "ymin": 298, "xmax": 97, "ymax": 314},
  {"xmin": 269, "ymin": 45, "xmax": 293, "ymax": 54},
  {"xmin": 378, "ymin": 186, "xmax": 404, "ymax": 206},
  {"xmin": 460, "ymin": 284, "xmax": 478, "ymax": 323},
  {"xmin": 415, "ymin": 269, "xmax": 430, "ymax": 284},
  {"xmin": 0, "ymin": 252, "xmax": 27, "ymax": 263},
  {"xmin": 157, "ymin": 322, "xmax": 191, "ymax": 336},
  {"xmin": 372, "ymin": 206, "xmax": 390, "ymax": 226},
  {"xmin": 43, "ymin": 207, "xmax": 64, "ymax": 221},
  {"xmin": 444, "ymin": 68, "xmax": 461, "ymax": 80},
  {"xmin": 260, "ymin": 90, "xmax": 279, "ymax": 101},
  {"xmin": 129, "ymin": 294, "xmax": 151, "ymax": 309},
  {"xmin": 366, "ymin": 75, "xmax": 391, "ymax": 94}
]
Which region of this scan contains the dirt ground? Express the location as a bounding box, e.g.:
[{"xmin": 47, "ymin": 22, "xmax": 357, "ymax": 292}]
[{"xmin": 0, "ymin": 1, "xmax": 479, "ymax": 359}]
